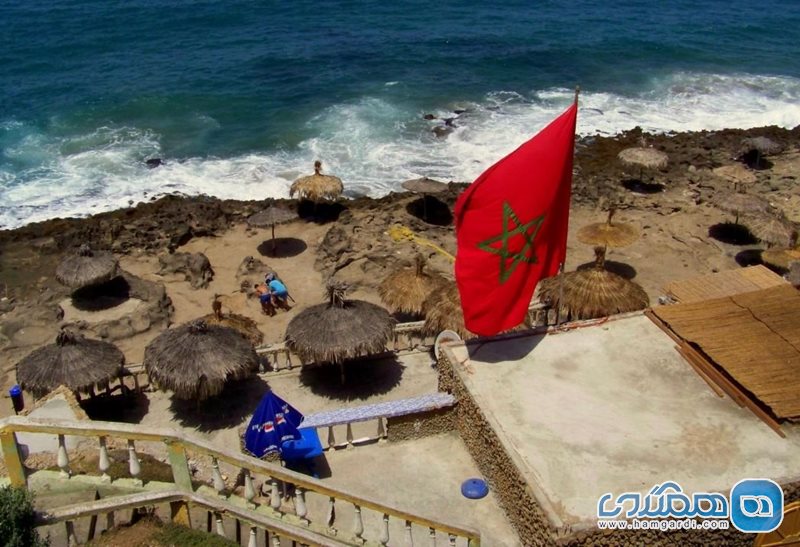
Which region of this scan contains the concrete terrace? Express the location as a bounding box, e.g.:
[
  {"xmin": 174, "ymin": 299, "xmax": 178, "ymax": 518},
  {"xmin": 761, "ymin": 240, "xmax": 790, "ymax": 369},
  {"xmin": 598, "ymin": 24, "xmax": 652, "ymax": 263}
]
[{"xmin": 446, "ymin": 313, "xmax": 800, "ymax": 533}]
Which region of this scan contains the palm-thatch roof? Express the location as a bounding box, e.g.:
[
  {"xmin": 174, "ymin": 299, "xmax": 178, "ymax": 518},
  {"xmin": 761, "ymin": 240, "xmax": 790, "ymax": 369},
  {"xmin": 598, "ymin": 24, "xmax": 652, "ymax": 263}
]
[
  {"xmin": 576, "ymin": 208, "xmax": 639, "ymax": 248},
  {"xmin": 290, "ymin": 161, "xmax": 344, "ymax": 202},
  {"xmin": 748, "ymin": 214, "xmax": 798, "ymax": 248},
  {"xmin": 16, "ymin": 330, "xmax": 125, "ymax": 398},
  {"xmin": 247, "ymin": 205, "xmax": 297, "ymax": 228},
  {"xmin": 537, "ymin": 247, "xmax": 649, "ymax": 321},
  {"xmin": 56, "ymin": 244, "xmax": 120, "ymax": 289},
  {"xmin": 740, "ymin": 136, "xmax": 782, "ymax": 156},
  {"xmin": 378, "ymin": 255, "xmax": 448, "ymax": 315},
  {"xmin": 198, "ymin": 310, "xmax": 264, "ymax": 346},
  {"xmin": 712, "ymin": 164, "xmax": 757, "ymax": 186},
  {"xmin": 285, "ymin": 281, "xmax": 395, "ymax": 365},
  {"xmin": 714, "ymin": 190, "xmax": 771, "ymax": 219},
  {"xmin": 401, "ymin": 177, "xmax": 448, "ymax": 194},
  {"xmin": 144, "ymin": 320, "xmax": 259, "ymax": 400},
  {"xmin": 422, "ymin": 283, "xmax": 472, "ymax": 340},
  {"xmin": 617, "ymin": 147, "xmax": 668, "ymax": 170},
  {"xmin": 761, "ymin": 247, "xmax": 800, "ymax": 270}
]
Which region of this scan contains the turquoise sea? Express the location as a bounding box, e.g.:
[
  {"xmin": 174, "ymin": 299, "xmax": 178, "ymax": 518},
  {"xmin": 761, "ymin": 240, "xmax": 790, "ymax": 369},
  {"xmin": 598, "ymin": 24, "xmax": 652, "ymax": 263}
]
[{"xmin": 2, "ymin": 1, "xmax": 800, "ymax": 229}]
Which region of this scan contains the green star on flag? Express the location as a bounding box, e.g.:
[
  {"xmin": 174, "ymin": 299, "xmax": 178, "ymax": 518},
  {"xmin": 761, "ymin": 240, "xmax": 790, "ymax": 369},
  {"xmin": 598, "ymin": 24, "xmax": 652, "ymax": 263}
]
[{"xmin": 477, "ymin": 202, "xmax": 545, "ymax": 284}]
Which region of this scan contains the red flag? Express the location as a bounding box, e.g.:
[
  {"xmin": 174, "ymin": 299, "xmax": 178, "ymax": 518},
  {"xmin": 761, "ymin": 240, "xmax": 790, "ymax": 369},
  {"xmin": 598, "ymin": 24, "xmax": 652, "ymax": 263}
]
[{"xmin": 454, "ymin": 103, "xmax": 577, "ymax": 336}]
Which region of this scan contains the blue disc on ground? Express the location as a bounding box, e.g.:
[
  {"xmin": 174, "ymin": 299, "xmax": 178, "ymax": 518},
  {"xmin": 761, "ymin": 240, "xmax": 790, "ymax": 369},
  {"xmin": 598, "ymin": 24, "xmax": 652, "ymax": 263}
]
[{"xmin": 461, "ymin": 478, "xmax": 489, "ymax": 499}]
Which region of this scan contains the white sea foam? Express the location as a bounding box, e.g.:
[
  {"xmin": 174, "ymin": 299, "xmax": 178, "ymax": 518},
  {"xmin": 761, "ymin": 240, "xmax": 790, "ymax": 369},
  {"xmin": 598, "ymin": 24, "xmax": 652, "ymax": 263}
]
[{"xmin": 2, "ymin": 71, "xmax": 799, "ymax": 229}]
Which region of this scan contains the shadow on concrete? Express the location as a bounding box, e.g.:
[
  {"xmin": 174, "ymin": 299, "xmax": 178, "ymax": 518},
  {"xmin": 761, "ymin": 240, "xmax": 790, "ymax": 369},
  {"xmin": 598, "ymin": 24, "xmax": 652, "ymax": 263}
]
[
  {"xmin": 256, "ymin": 237, "xmax": 307, "ymax": 258},
  {"xmin": 621, "ymin": 179, "xmax": 664, "ymax": 194},
  {"xmin": 708, "ymin": 222, "xmax": 759, "ymax": 245},
  {"xmin": 577, "ymin": 259, "xmax": 637, "ymax": 280},
  {"xmin": 735, "ymin": 248, "xmax": 764, "ymax": 268},
  {"xmin": 299, "ymin": 355, "xmax": 404, "ymax": 402},
  {"xmin": 71, "ymin": 276, "xmax": 131, "ymax": 311},
  {"xmin": 169, "ymin": 376, "xmax": 271, "ymax": 432},
  {"xmin": 405, "ymin": 196, "xmax": 453, "ymax": 226},
  {"xmin": 297, "ymin": 200, "xmax": 347, "ymax": 223},
  {"xmin": 81, "ymin": 391, "xmax": 150, "ymax": 424},
  {"xmin": 466, "ymin": 333, "xmax": 544, "ymax": 364}
]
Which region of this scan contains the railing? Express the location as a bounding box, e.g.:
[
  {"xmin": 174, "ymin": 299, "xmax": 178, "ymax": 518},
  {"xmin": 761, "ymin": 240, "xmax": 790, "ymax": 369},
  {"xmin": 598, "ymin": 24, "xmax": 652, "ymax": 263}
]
[{"xmin": 0, "ymin": 416, "xmax": 480, "ymax": 547}]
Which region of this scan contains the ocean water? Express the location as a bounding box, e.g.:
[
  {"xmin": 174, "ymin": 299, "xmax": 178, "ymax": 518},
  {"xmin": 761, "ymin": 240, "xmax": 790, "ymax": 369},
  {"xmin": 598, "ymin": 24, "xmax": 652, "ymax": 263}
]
[{"xmin": 1, "ymin": 0, "xmax": 800, "ymax": 229}]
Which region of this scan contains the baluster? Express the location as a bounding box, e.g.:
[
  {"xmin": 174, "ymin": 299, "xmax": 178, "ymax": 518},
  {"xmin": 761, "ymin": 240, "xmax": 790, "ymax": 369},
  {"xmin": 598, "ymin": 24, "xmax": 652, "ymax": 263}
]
[
  {"xmin": 270, "ymin": 479, "xmax": 281, "ymax": 511},
  {"xmin": 377, "ymin": 417, "xmax": 387, "ymax": 443},
  {"xmin": 379, "ymin": 514, "xmax": 390, "ymax": 545},
  {"xmin": 98, "ymin": 436, "xmax": 110, "ymax": 482},
  {"xmin": 326, "ymin": 497, "xmax": 337, "ymax": 534},
  {"xmin": 429, "ymin": 528, "xmax": 436, "ymax": 547},
  {"xmin": 346, "ymin": 423, "xmax": 354, "ymax": 449},
  {"xmin": 243, "ymin": 469, "xmax": 256, "ymax": 506},
  {"xmin": 405, "ymin": 520, "xmax": 414, "ymax": 547},
  {"xmin": 271, "ymin": 533, "xmax": 281, "ymax": 547},
  {"xmin": 327, "ymin": 426, "xmax": 336, "ymax": 450},
  {"xmin": 215, "ymin": 512, "xmax": 225, "ymax": 536},
  {"xmin": 353, "ymin": 504, "xmax": 364, "ymax": 542},
  {"xmin": 57, "ymin": 434, "xmax": 70, "ymax": 478},
  {"xmin": 65, "ymin": 520, "xmax": 78, "ymax": 546},
  {"xmin": 248, "ymin": 527, "xmax": 258, "ymax": 547},
  {"xmin": 295, "ymin": 487, "xmax": 307, "ymax": 523},
  {"xmin": 448, "ymin": 534, "xmax": 456, "ymax": 546},
  {"xmin": 127, "ymin": 440, "xmax": 141, "ymax": 483},
  {"xmin": 211, "ymin": 457, "xmax": 226, "ymax": 495},
  {"xmin": 106, "ymin": 511, "xmax": 115, "ymax": 531}
]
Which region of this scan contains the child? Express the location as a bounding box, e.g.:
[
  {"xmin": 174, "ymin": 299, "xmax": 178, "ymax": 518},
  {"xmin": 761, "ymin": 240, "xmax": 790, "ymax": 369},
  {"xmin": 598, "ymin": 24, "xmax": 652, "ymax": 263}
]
[
  {"xmin": 266, "ymin": 273, "xmax": 291, "ymax": 310},
  {"xmin": 255, "ymin": 283, "xmax": 275, "ymax": 316}
]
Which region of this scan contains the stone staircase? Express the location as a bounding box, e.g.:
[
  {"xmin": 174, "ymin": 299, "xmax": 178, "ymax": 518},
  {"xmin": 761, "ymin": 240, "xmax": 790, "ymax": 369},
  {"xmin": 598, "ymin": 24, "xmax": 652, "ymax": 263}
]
[{"xmin": 1, "ymin": 416, "xmax": 480, "ymax": 547}]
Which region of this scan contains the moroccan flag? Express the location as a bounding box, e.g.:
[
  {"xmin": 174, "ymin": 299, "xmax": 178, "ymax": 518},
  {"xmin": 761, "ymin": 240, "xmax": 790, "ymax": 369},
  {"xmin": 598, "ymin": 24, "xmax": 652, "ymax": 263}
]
[{"xmin": 454, "ymin": 103, "xmax": 577, "ymax": 336}]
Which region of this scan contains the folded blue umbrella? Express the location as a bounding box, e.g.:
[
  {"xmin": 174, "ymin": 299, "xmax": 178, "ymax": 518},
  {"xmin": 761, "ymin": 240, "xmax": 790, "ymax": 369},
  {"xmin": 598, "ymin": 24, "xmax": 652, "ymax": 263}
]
[{"xmin": 244, "ymin": 391, "xmax": 304, "ymax": 458}]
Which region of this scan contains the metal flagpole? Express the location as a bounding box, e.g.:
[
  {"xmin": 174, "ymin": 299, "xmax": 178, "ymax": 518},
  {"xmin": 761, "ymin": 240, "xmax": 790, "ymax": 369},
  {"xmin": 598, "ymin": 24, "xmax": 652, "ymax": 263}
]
[{"xmin": 556, "ymin": 86, "xmax": 580, "ymax": 327}]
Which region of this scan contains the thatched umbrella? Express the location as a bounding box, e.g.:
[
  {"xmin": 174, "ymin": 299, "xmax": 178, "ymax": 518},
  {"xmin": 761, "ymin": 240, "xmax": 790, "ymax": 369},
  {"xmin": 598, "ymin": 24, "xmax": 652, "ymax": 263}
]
[
  {"xmin": 537, "ymin": 247, "xmax": 649, "ymax": 321},
  {"xmin": 712, "ymin": 164, "xmax": 757, "ymax": 186},
  {"xmin": 16, "ymin": 330, "xmax": 125, "ymax": 398},
  {"xmin": 739, "ymin": 137, "xmax": 783, "ymax": 169},
  {"xmin": 247, "ymin": 205, "xmax": 298, "ymax": 254},
  {"xmin": 422, "ymin": 283, "xmax": 472, "ymax": 340},
  {"xmin": 56, "ymin": 244, "xmax": 120, "ymax": 289},
  {"xmin": 285, "ymin": 281, "xmax": 395, "ymax": 381},
  {"xmin": 200, "ymin": 297, "xmax": 264, "ymax": 345},
  {"xmin": 290, "ymin": 160, "xmax": 344, "ymax": 202},
  {"xmin": 714, "ymin": 190, "xmax": 771, "ymax": 223},
  {"xmin": 617, "ymin": 147, "xmax": 668, "ymax": 181},
  {"xmin": 402, "ymin": 177, "xmax": 448, "ymax": 221},
  {"xmin": 761, "ymin": 247, "xmax": 800, "ymax": 270},
  {"xmin": 144, "ymin": 320, "xmax": 259, "ymax": 401},
  {"xmin": 577, "ymin": 208, "xmax": 639, "ymax": 249},
  {"xmin": 378, "ymin": 254, "xmax": 448, "ymax": 316},
  {"xmin": 748, "ymin": 214, "xmax": 798, "ymax": 248}
]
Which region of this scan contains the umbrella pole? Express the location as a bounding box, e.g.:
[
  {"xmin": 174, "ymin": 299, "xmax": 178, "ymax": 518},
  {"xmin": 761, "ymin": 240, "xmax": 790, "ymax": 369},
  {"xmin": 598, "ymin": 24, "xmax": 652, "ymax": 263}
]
[
  {"xmin": 339, "ymin": 362, "xmax": 345, "ymax": 385},
  {"xmin": 422, "ymin": 194, "xmax": 428, "ymax": 222},
  {"xmin": 556, "ymin": 262, "xmax": 565, "ymax": 326},
  {"xmin": 271, "ymin": 224, "xmax": 277, "ymax": 255}
]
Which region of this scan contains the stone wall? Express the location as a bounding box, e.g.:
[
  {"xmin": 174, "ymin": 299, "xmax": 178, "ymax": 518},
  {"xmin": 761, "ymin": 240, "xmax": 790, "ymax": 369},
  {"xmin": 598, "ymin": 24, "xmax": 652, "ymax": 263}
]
[
  {"xmin": 438, "ymin": 350, "xmax": 800, "ymax": 547},
  {"xmin": 386, "ymin": 407, "xmax": 454, "ymax": 442}
]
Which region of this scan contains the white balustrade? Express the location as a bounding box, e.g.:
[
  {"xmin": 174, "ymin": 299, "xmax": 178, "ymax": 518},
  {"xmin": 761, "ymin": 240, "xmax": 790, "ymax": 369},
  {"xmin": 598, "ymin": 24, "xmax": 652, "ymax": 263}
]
[
  {"xmin": 429, "ymin": 527, "xmax": 437, "ymax": 546},
  {"xmin": 211, "ymin": 457, "xmax": 225, "ymax": 495},
  {"xmin": 377, "ymin": 417, "xmax": 387, "ymax": 443},
  {"xmin": 57, "ymin": 434, "xmax": 70, "ymax": 478},
  {"xmin": 327, "ymin": 426, "xmax": 336, "ymax": 450},
  {"xmin": 353, "ymin": 504, "xmax": 364, "ymax": 541},
  {"xmin": 295, "ymin": 487, "xmax": 307, "ymax": 522},
  {"xmin": 127, "ymin": 440, "xmax": 140, "ymax": 482},
  {"xmin": 380, "ymin": 513, "xmax": 390, "ymax": 545},
  {"xmin": 448, "ymin": 533, "xmax": 457, "ymax": 546},
  {"xmin": 215, "ymin": 512, "xmax": 225, "ymax": 536},
  {"xmin": 243, "ymin": 469, "xmax": 256, "ymax": 505},
  {"xmin": 346, "ymin": 423, "xmax": 354, "ymax": 449},
  {"xmin": 98, "ymin": 436, "xmax": 110, "ymax": 482},
  {"xmin": 248, "ymin": 526, "xmax": 258, "ymax": 547},
  {"xmin": 271, "ymin": 533, "xmax": 281, "ymax": 547},
  {"xmin": 270, "ymin": 479, "xmax": 281, "ymax": 511}
]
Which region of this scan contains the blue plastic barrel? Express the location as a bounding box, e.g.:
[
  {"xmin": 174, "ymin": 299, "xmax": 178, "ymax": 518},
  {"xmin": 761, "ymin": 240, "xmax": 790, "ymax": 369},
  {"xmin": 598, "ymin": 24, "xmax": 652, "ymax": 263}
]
[
  {"xmin": 461, "ymin": 478, "xmax": 489, "ymax": 499},
  {"xmin": 9, "ymin": 385, "xmax": 24, "ymax": 413}
]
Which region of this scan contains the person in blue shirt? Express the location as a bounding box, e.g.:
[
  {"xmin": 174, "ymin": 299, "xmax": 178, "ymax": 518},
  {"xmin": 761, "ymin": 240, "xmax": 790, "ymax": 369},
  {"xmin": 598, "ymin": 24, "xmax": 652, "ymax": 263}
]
[{"xmin": 266, "ymin": 273, "xmax": 292, "ymax": 310}]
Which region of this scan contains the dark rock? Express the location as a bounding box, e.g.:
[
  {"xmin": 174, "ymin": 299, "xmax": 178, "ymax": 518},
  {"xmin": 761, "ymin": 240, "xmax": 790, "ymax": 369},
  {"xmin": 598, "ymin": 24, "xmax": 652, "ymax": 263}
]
[
  {"xmin": 146, "ymin": 158, "xmax": 163, "ymax": 169},
  {"xmin": 158, "ymin": 252, "xmax": 214, "ymax": 289},
  {"xmin": 423, "ymin": 114, "xmax": 436, "ymax": 120},
  {"xmin": 433, "ymin": 126, "xmax": 453, "ymax": 138}
]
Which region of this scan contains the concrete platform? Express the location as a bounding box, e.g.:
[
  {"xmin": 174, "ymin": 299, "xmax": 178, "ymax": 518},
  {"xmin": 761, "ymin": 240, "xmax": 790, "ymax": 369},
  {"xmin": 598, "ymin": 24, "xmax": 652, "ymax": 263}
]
[{"xmin": 448, "ymin": 314, "xmax": 800, "ymax": 530}]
